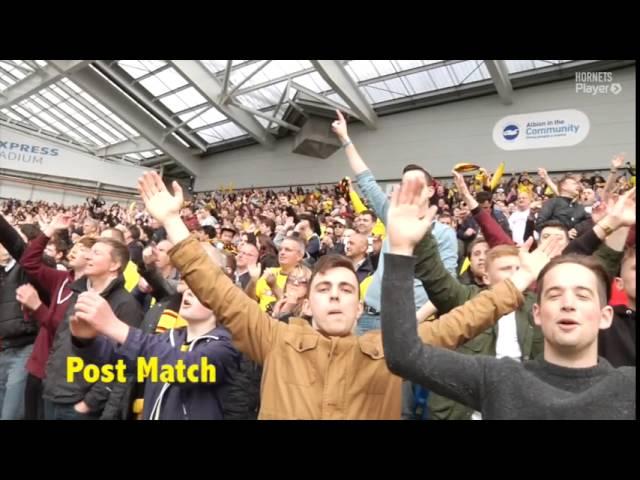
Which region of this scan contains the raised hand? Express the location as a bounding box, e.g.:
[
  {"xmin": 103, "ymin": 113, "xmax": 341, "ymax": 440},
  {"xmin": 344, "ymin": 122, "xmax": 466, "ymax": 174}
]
[
  {"xmin": 452, "ymin": 170, "xmax": 478, "ymax": 210},
  {"xmin": 331, "ymin": 110, "xmax": 349, "ymax": 142},
  {"xmin": 510, "ymin": 236, "xmax": 565, "ymax": 292},
  {"xmin": 602, "ymin": 186, "xmax": 636, "ymax": 229},
  {"xmin": 44, "ymin": 212, "xmax": 73, "ymax": 237},
  {"xmin": 137, "ymin": 171, "xmax": 184, "ymax": 224},
  {"xmin": 387, "ymin": 177, "xmax": 438, "ymax": 256},
  {"xmin": 248, "ymin": 262, "xmax": 262, "ymax": 281},
  {"xmin": 142, "ymin": 246, "xmax": 158, "ymax": 266},
  {"xmin": 611, "ymin": 152, "xmax": 626, "ymax": 170},
  {"xmin": 263, "ymin": 268, "xmax": 278, "ymax": 288}
]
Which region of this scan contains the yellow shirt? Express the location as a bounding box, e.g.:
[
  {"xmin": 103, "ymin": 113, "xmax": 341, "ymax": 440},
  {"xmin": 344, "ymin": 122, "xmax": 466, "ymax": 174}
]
[
  {"xmin": 359, "ymin": 275, "xmax": 373, "ymax": 300},
  {"xmin": 255, "ymin": 267, "xmax": 288, "ymax": 311},
  {"xmin": 348, "ymin": 189, "xmax": 386, "ymax": 239}
]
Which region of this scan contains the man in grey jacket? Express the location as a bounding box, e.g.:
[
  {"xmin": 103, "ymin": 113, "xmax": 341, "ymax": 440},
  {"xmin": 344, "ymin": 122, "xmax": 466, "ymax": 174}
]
[{"xmin": 381, "ymin": 178, "xmax": 635, "ymax": 419}]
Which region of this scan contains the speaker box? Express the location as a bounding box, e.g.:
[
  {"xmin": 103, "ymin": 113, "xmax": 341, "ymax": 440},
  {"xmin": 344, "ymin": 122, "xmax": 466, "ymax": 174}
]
[{"xmin": 292, "ymin": 115, "xmax": 341, "ymax": 159}]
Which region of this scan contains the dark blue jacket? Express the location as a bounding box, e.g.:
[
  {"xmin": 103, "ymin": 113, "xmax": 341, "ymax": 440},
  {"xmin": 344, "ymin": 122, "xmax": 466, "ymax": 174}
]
[{"xmin": 73, "ymin": 325, "xmax": 240, "ymax": 420}]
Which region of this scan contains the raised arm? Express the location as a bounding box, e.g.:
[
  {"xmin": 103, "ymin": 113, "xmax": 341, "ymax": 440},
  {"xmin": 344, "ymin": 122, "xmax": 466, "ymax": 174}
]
[
  {"xmin": 452, "ymin": 170, "xmax": 514, "ymax": 247},
  {"xmin": 136, "ymin": 171, "xmax": 285, "ymax": 364},
  {"xmin": 331, "ymin": 110, "xmax": 368, "ymax": 175},
  {"xmin": 381, "ymin": 177, "xmax": 562, "ymax": 407},
  {"xmin": 537, "ymin": 167, "xmax": 560, "ymax": 197},
  {"xmin": 603, "ymin": 153, "xmax": 625, "ymax": 197},
  {"xmin": 19, "ymin": 213, "xmax": 74, "ymax": 292},
  {"xmin": 332, "ymin": 110, "xmax": 390, "ymax": 222},
  {"xmin": 0, "ymin": 212, "xmax": 27, "ymax": 260}
]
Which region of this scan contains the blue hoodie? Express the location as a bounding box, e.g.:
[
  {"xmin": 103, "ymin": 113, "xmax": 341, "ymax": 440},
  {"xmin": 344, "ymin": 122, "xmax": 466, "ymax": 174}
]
[{"xmin": 73, "ymin": 325, "xmax": 240, "ymax": 420}]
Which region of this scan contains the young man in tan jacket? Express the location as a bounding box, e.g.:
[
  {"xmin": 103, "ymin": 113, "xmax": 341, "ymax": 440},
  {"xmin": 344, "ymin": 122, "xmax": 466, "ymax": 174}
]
[{"xmin": 131, "ymin": 171, "xmax": 540, "ymax": 419}]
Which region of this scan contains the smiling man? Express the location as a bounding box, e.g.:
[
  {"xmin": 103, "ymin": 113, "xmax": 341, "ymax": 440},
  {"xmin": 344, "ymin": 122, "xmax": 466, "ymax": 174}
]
[{"xmin": 381, "ymin": 181, "xmax": 636, "ymax": 419}]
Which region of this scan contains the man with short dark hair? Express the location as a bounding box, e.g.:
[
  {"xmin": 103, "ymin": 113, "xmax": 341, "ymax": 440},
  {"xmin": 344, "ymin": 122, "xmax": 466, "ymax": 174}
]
[
  {"xmin": 356, "ymin": 210, "xmax": 377, "ymax": 237},
  {"xmin": 132, "ymin": 170, "xmax": 526, "ymax": 419},
  {"xmin": 381, "ymin": 180, "xmax": 635, "ymax": 420}
]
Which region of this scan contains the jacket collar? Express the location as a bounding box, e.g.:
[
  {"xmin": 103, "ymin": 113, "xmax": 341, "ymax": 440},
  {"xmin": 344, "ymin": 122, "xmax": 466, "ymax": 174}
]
[{"xmin": 69, "ymin": 274, "xmax": 125, "ymax": 297}]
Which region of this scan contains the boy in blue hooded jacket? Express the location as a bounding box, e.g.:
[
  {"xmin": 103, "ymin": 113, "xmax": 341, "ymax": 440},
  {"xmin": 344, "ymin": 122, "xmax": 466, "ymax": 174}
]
[{"xmin": 69, "ymin": 284, "xmax": 240, "ymax": 420}]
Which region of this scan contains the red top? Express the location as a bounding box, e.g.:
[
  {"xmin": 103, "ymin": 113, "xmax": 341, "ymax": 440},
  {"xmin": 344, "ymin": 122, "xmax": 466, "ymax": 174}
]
[{"xmin": 20, "ymin": 234, "xmax": 76, "ymax": 379}]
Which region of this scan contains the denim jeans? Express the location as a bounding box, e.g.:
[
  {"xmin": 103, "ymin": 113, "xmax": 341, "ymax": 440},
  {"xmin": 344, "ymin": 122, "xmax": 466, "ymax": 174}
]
[
  {"xmin": 355, "ymin": 313, "xmax": 381, "ymax": 336},
  {"xmin": 0, "ymin": 343, "xmax": 33, "ymax": 420},
  {"xmin": 44, "ymin": 400, "xmax": 100, "ymax": 420}
]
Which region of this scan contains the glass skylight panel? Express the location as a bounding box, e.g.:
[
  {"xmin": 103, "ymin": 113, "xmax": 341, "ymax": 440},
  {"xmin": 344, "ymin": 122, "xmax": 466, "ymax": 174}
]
[
  {"xmin": 401, "ymin": 70, "xmax": 438, "ymax": 94},
  {"xmin": 201, "ymin": 60, "xmax": 249, "ymax": 75},
  {"xmin": 0, "ymin": 61, "xmax": 28, "ymax": 80},
  {"xmin": 61, "ymin": 78, "xmax": 82, "ymax": 93},
  {"xmin": 201, "ymin": 60, "xmax": 227, "ymax": 74},
  {"xmin": 41, "ymin": 89, "xmax": 61, "ymax": 104},
  {"xmin": 196, "ymin": 127, "xmax": 223, "ymax": 144},
  {"xmin": 323, "ymin": 93, "xmax": 350, "ymax": 109},
  {"xmin": 237, "ymin": 60, "xmax": 312, "ymax": 89},
  {"xmin": 292, "ymin": 72, "xmax": 331, "ymax": 93},
  {"xmin": 235, "ymin": 79, "xmax": 289, "ymax": 110},
  {"xmin": 189, "ymin": 107, "xmax": 227, "ymax": 127},
  {"xmin": 3, "ymin": 110, "xmax": 22, "ymax": 122},
  {"xmin": 29, "ymin": 116, "xmax": 57, "ymax": 133},
  {"xmin": 211, "ymin": 122, "xmax": 247, "ymax": 140},
  {"xmin": 382, "ymin": 77, "xmax": 411, "ymax": 97},
  {"xmin": 0, "ymin": 73, "xmax": 18, "ymax": 89},
  {"xmin": 449, "ymin": 60, "xmax": 488, "ymax": 84},
  {"xmin": 346, "ymin": 60, "xmax": 380, "ymax": 82},
  {"xmin": 118, "ymin": 60, "xmax": 167, "ymax": 79},
  {"xmin": 370, "ymin": 60, "xmax": 398, "ymax": 76},
  {"xmin": 139, "ymin": 67, "xmax": 188, "ymax": 97},
  {"xmin": 362, "ymin": 84, "xmax": 396, "ymax": 103},
  {"xmin": 159, "ymin": 87, "xmax": 207, "ymax": 112},
  {"xmin": 505, "ymin": 60, "xmax": 536, "ymax": 73},
  {"xmin": 394, "ymin": 60, "xmax": 424, "ymax": 70},
  {"xmin": 428, "ymin": 66, "xmax": 456, "ymax": 89}
]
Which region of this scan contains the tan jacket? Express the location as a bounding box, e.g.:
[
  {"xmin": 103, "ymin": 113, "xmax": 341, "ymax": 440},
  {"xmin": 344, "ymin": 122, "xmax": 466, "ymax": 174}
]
[{"xmin": 170, "ymin": 236, "xmax": 524, "ymax": 419}]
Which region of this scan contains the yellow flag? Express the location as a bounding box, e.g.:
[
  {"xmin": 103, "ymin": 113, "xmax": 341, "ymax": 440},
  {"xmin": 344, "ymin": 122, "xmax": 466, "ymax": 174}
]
[
  {"xmin": 490, "ymin": 162, "xmax": 506, "ymax": 191},
  {"xmin": 459, "ymin": 256, "xmax": 471, "ymax": 275}
]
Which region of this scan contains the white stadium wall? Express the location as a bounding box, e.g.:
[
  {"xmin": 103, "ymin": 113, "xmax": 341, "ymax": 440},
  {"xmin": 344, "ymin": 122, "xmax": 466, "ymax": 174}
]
[
  {"xmin": 0, "ymin": 125, "xmax": 150, "ymax": 189},
  {"xmin": 0, "ymin": 124, "xmax": 150, "ymax": 205}
]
